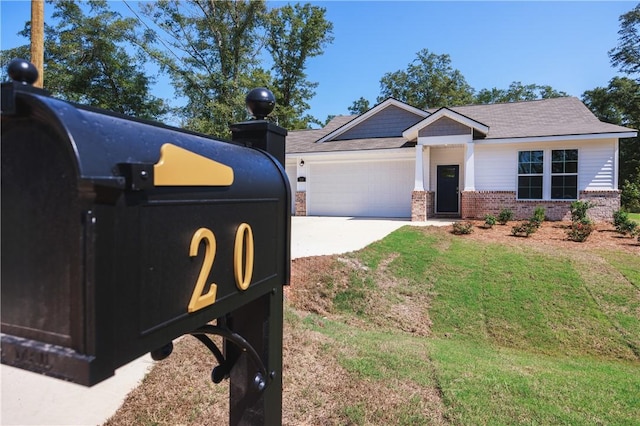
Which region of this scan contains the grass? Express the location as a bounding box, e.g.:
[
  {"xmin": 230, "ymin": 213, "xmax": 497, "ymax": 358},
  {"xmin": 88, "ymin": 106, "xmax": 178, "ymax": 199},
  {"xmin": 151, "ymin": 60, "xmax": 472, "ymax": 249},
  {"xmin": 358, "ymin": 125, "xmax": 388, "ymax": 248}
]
[
  {"xmin": 310, "ymin": 227, "xmax": 640, "ymax": 424},
  {"xmin": 628, "ymin": 212, "xmax": 640, "ymax": 223},
  {"xmin": 106, "ymin": 225, "xmax": 639, "ymax": 425}
]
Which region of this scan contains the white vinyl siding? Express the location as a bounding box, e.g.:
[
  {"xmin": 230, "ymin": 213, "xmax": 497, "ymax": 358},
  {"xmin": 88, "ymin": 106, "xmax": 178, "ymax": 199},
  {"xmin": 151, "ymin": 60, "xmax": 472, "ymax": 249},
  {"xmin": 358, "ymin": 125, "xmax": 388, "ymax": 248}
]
[
  {"xmin": 580, "ymin": 141, "xmax": 616, "ymax": 190},
  {"xmin": 473, "ymin": 139, "xmax": 617, "ymax": 195},
  {"xmin": 474, "ymin": 144, "xmax": 515, "ymax": 190}
]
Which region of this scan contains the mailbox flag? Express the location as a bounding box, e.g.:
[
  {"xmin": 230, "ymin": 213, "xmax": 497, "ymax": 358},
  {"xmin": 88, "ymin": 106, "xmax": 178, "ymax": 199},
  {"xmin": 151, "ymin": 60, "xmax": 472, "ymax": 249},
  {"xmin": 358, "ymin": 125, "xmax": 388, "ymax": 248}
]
[{"xmin": 154, "ymin": 143, "xmax": 234, "ymax": 187}]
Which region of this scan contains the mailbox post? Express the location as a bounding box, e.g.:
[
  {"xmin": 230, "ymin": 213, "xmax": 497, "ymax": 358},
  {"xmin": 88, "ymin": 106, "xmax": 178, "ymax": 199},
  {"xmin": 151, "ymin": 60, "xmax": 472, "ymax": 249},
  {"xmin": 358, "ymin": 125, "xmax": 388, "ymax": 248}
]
[
  {"xmin": 1, "ymin": 60, "xmax": 290, "ymax": 425},
  {"xmin": 225, "ymin": 87, "xmax": 288, "ymax": 424}
]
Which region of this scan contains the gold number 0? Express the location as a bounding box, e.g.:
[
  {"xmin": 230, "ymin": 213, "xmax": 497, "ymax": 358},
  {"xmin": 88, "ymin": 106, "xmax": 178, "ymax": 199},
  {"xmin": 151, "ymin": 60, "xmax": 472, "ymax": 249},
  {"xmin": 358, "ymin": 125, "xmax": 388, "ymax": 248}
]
[
  {"xmin": 234, "ymin": 223, "xmax": 254, "ymax": 290},
  {"xmin": 188, "ymin": 228, "xmax": 217, "ymax": 313}
]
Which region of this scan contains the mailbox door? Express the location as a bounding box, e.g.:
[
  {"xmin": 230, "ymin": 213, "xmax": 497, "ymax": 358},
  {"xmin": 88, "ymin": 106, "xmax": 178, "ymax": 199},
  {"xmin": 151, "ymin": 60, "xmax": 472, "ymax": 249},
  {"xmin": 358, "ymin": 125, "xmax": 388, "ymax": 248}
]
[{"xmin": 0, "ymin": 114, "xmax": 115, "ymax": 384}]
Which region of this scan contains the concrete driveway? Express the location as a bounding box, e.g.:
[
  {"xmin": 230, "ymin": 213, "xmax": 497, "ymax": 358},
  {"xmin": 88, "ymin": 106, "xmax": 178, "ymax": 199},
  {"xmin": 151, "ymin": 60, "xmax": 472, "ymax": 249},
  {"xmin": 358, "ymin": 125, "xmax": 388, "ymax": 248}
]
[
  {"xmin": 291, "ymin": 216, "xmax": 451, "ymax": 258},
  {"xmin": 1, "ymin": 216, "xmax": 451, "ymax": 425}
]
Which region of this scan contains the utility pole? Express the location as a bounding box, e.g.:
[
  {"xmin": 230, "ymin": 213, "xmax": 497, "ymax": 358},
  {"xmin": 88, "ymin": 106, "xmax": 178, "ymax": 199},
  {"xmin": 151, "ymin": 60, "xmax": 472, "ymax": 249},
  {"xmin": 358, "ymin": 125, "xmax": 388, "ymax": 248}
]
[{"xmin": 30, "ymin": 0, "xmax": 44, "ymax": 88}]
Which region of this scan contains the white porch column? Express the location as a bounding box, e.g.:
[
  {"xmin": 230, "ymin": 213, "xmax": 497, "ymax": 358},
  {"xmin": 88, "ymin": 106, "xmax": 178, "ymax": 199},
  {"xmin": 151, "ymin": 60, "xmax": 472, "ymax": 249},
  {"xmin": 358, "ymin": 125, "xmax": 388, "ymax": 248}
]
[
  {"xmin": 424, "ymin": 146, "xmax": 430, "ymax": 190},
  {"xmin": 464, "ymin": 142, "xmax": 475, "ymax": 191},
  {"xmin": 414, "ymin": 144, "xmax": 424, "ymax": 191}
]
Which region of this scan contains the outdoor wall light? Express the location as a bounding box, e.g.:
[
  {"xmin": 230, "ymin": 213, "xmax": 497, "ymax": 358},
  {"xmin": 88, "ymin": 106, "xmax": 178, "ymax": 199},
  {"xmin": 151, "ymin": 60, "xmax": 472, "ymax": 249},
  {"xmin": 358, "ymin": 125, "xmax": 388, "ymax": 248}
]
[{"xmin": 299, "ymin": 159, "xmax": 305, "ymax": 166}]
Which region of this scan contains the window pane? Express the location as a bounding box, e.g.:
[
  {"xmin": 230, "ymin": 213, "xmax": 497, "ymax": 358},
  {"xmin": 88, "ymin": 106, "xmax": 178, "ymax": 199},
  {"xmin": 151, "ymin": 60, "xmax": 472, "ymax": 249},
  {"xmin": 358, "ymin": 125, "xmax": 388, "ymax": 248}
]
[
  {"xmin": 565, "ymin": 161, "xmax": 578, "ymax": 173},
  {"xmin": 531, "ymin": 163, "xmax": 543, "ymax": 174},
  {"xmin": 519, "ymin": 151, "xmax": 530, "ymax": 163},
  {"xmin": 518, "ymin": 163, "xmax": 530, "ymax": 174},
  {"xmin": 551, "ymin": 176, "xmax": 577, "ymax": 199},
  {"xmin": 552, "ymin": 150, "xmax": 564, "ymax": 162},
  {"xmin": 532, "ymin": 151, "xmax": 544, "ymax": 163},
  {"xmin": 551, "ymin": 162, "xmax": 564, "ymax": 173},
  {"xmin": 565, "ymin": 150, "xmax": 578, "ymax": 161},
  {"xmin": 518, "ymin": 176, "xmax": 543, "ymax": 199}
]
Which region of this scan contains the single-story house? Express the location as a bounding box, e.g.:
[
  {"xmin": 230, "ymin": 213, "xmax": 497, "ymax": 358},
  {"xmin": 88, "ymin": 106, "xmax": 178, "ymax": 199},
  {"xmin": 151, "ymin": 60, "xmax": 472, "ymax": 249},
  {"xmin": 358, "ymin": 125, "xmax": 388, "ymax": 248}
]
[{"xmin": 285, "ymin": 97, "xmax": 637, "ymax": 221}]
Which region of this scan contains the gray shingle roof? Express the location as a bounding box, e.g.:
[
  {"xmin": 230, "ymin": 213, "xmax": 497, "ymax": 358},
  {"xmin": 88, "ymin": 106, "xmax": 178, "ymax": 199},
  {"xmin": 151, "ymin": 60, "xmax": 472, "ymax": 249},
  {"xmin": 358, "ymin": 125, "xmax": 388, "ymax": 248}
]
[
  {"xmin": 445, "ymin": 97, "xmax": 633, "ymax": 140},
  {"xmin": 286, "ymin": 97, "xmax": 635, "ymax": 154}
]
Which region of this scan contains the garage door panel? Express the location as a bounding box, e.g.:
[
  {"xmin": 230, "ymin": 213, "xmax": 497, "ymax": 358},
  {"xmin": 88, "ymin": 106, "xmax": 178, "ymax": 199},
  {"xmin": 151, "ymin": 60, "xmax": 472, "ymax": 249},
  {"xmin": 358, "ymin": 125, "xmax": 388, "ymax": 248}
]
[{"xmin": 308, "ymin": 160, "xmax": 413, "ymax": 217}]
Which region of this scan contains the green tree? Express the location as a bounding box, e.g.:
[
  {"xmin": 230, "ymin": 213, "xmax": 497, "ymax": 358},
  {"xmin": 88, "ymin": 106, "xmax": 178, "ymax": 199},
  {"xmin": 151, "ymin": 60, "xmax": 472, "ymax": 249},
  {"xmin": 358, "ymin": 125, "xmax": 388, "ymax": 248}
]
[
  {"xmin": 378, "ymin": 48, "xmax": 474, "ymax": 109},
  {"xmin": 140, "ymin": 1, "xmax": 332, "ymax": 136},
  {"xmin": 139, "ymin": 0, "xmax": 266, "ymax": 136},
  {"xmin": 583, "ymin": 3, "xmax": 640, "ymax": 211},
  {"xmin": 1, "ymin": 0, "xmax": 167, "ymax": 119},
  {"xmin": 348, "ymin": 97, "xmax": 370, "ymax": 115},
  {"xmin": 609, "ymin": 3, "xmax": 640, "ymax": 78},
  {"xmin": 583, "ymin": 77, "xmax": 640, "ymax": 210},
  {"xmin": 265, "ymin": 3, "xmax": 333, "ymax": 129},
  {"xmin": 475, "ymin": 81, "xmax": 568, "ymax": 104}
]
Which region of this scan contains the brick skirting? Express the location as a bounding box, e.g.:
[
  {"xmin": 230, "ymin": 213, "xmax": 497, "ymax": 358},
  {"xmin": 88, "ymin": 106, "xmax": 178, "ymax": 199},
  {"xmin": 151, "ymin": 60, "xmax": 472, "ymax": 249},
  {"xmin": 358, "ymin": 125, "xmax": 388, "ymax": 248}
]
[
  {"xmin": 411, "ymin": 191, "xmax": 434, "ymax": 221},
  {"xmin": 461, "ymin": 190, "xmax": 620, "ymax": 222},
  {"xmin": 295, "ymin": 191, "xmax": 306, "ymax": 216}
]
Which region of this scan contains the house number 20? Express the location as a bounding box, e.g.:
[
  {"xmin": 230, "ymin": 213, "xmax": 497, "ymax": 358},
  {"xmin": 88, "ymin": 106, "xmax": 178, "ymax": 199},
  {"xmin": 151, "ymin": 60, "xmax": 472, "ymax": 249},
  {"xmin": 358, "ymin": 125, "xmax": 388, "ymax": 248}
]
[{"xmin": 187, "ymin": 224, "xmax": 255, "ymax": 313}]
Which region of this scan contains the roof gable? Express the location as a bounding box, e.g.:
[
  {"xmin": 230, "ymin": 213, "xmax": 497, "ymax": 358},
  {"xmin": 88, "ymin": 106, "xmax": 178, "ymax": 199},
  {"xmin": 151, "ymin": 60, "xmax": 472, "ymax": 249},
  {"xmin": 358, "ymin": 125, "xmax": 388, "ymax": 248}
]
[
  {"xmin": 403, "ymin": 107, "xmax": 489, "ymax": 141},
  {"xmin": 317, "ymin": 98, "xmax": 428, "ymax": 143}
]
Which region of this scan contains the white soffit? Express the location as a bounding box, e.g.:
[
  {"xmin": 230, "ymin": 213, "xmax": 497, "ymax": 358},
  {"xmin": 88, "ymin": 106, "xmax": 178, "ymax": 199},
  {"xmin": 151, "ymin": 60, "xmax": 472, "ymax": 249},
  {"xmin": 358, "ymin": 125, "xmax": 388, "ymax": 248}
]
[
  {"xmin": 403, "ymin": 107, "xmax": 490, "ymax": 141},
  {"xmin": 316, "ymin": 98, "xmax": 429, "ymax": 143}
]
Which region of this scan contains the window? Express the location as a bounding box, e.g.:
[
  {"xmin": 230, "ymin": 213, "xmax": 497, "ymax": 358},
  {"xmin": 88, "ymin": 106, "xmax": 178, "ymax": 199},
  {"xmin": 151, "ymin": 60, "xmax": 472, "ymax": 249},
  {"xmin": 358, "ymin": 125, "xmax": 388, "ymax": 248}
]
[
  {"xmin": 517, "ymin": 150, "xmax": 543, "ymax": 199},
  {"xmin": 551, "ymin": 149, "xmax": 578, "ymax": 199}
]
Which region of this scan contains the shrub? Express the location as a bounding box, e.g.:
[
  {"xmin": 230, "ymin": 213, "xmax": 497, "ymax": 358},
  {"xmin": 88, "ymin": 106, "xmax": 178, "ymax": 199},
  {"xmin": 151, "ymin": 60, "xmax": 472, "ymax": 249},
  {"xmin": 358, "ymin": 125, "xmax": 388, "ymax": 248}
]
[
  {"xmin": 483, "ymin": 214, "xmax": 497, "ymax": 229},
  {"xmin": 567, "ymin": 220, "xmax": 595, "ymax": 242},
  {"xmin": 452, "ymin": 221, "xmax": 474, "ymax": 235},
  {"xmin": 530, "ymin": 206, "xmax": 546, "ymax": 228},
  {"xmin": 570, "ymin": 200, "xmax": 595, "ymax": 223},
  {"xmin": 497, "ymin": 208, "xmax": 514, "ymax": 225},
  {"xmin": 511, "ymin": 221, "xmax": 537, "ymax": 237},
  {"xmin": 621, "ymin": 178, "xmax": 640, "ymax": 213},
  {"xmin": 613, "ymin": 209, "xmax": 639, "ymax": 236},
  {"xmin": 567, "ymin": 201, "xmax": 595, "ymax": 242}
]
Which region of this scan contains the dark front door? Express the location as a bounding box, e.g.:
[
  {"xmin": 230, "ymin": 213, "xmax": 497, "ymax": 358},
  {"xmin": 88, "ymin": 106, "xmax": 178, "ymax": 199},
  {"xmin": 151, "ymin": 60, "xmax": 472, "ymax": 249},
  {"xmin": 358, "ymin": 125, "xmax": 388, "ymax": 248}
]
[{"xmin": 437, "ymin": 165, "xmax": 459, "ymax": 214}]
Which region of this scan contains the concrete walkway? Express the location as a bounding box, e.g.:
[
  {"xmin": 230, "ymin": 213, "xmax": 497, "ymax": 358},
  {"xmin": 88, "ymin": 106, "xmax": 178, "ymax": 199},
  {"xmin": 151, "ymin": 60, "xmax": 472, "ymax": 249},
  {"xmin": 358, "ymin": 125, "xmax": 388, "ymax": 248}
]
[{"xmin": 1, "ymin": 216, "xmax": 452, "ymax": 425}]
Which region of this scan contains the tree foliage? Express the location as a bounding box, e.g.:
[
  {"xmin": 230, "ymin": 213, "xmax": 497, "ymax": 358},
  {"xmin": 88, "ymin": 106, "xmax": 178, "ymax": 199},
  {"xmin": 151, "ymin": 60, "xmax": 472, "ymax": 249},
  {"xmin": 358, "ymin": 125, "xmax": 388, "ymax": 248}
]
[
  {"xmin": 265, "ymin": 3, "xmax": 333, "ymax": 129},
  {"xmin": 609, "ymin": 3, "xmax": 640, "ymax": 78},
  {"xmin": 1, "ymin": 0, "xmax": 167, "ymax": 119},
  {"xmin": 377, "ymin": 49, "xmax": 474, "ymax": 109},
  {"xmin": 139, "ymin": 0, "xmax": 333, "ymax": 136},
  {"xmin": 348, "ymin": 97, "xmax": 371, "ymax": 115},
  {"xmin": 583, "ymin": 3, "xmax": 640, "ymax": 211},
  {"xmin": 354, "ymin": 49, "xmax": 567, "ymax": 112},
  {"xmin": 475, "ymin": 81, "xmax": 568, "ymax": 104},
  {"xmin": 139, "ymin": 0, "xmax": 266, "ymax": 136}
]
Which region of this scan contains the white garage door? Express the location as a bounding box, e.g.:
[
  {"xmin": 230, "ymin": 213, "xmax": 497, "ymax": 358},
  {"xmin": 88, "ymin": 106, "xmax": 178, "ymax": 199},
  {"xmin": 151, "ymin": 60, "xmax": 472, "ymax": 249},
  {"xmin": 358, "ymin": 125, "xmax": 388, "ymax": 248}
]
[{"xmin": 308, "ymin": 159, "xmax": 414, "ymax": 217}]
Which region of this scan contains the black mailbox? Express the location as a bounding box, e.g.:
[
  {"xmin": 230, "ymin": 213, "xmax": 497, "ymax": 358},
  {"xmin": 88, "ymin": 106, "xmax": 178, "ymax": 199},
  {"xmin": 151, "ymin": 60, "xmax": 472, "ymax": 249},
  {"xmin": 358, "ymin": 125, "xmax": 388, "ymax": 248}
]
[{"xmin": 1, "ymin": 61, "xmax": 290, "ymax": 396}]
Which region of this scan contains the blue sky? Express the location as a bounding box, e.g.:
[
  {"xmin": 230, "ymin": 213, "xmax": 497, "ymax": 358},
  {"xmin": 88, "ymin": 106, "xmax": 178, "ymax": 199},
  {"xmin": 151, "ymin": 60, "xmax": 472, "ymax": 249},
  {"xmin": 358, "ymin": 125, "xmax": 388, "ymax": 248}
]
[{"xmin": 0, "ymin": 1, "xmax": 634, "ymax": 124}]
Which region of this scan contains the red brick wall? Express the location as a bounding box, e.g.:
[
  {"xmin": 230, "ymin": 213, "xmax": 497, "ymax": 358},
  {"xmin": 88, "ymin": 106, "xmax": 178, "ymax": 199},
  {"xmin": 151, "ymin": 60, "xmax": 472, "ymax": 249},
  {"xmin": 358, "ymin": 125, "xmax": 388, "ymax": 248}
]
[
  {"xmin": 295, "ymin": 191, "xmax": 306, "ymax": 216},
  {"xmin": 411, "ymin": 191, "xmax": 435, "ymax": 221},
  {"xmin": 461, "ymin": 190, "xmax": 620, "ymax": 222}
]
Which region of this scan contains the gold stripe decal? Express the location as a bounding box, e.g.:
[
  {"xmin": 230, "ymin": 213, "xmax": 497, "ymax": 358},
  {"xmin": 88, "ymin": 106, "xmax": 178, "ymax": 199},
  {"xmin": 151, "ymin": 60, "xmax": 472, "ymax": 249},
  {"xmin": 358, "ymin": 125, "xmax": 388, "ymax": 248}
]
[{"xmin": 154, "ymin": 143, "xmax": 234, "ymax": 187}]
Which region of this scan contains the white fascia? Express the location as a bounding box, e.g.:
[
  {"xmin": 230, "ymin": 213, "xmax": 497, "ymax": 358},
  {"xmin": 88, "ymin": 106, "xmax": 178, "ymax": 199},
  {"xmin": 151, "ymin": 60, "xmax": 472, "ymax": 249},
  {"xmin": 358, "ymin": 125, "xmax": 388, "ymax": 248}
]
[
  {"xmin": 316, "ymin": 98, "xmax": 429, "ymax": 144},
  {"xmin": 289, "ymin": 147, "xmax": 415, "ymax": 164},
  {"xmin": 474, "ymin": 132, "xmax": 638, "ymax": 145}
]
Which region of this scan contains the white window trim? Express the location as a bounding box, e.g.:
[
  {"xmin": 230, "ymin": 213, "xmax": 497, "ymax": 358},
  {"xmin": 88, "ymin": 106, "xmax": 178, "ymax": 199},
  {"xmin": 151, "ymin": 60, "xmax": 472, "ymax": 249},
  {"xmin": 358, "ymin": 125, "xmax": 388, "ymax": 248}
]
[
  {"xmin": 550, "ymin": 149, "xmax": 579, "ymax": 200},
  {"xmin": 516, "ymin": 148, "xmax": 580, "ymax": 201},
  {"xmin": 517, "ymin": 150, "xmax": 544, "ymax": 200}
]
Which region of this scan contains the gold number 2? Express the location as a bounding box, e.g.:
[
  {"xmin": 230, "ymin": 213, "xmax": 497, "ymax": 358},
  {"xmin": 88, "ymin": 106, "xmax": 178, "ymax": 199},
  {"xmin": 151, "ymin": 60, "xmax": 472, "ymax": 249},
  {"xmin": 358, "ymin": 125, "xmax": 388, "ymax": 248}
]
[{"xmin": 188, "ymin": 228, "xmax": 217, "ymax": 313}]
